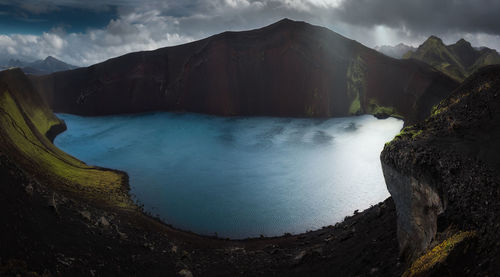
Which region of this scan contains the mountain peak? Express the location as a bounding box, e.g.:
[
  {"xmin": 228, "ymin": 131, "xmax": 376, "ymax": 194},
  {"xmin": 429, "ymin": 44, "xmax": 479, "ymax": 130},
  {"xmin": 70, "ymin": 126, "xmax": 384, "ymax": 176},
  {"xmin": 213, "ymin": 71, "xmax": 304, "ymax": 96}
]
[
  {"xmin": 269, "ymin": 18, "xmax": 306, "ymax": 28},
  {"xmin": 405, "ymin": 34, "xmax": 500, "ymax": 81},
  {"xmin": 376, "ymin": 43, "xmax": 416, "ymax": 59},
  {"xmin": 423, "ymin": 35, "xmax": 444, "ymax": 45},
  {"xmin": 454, "ymin": 38, "xmax": 472, "ymax": 48},
  {"xmin": 277, "ymin": 18, "xmax": 294, "ymax": 23},
  {"xmin": 44, "ymin": 56, "xmax": 58, "ymax": 62}
]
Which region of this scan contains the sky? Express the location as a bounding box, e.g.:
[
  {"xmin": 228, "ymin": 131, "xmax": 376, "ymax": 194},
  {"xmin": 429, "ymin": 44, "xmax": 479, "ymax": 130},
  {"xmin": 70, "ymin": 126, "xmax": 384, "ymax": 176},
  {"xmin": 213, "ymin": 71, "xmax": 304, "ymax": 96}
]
[{"xmin": 1, "ymin": 0, "xmax": 500, "ymax": 66}]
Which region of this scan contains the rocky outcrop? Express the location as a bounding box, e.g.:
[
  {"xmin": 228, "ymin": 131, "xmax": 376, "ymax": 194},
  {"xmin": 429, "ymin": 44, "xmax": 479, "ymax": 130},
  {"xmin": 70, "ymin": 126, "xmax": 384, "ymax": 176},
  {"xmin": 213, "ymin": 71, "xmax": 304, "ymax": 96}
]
[
  {"xmin": 30, "ymin": 19, "xmax": 458, "ymax": 124},
  {"xmin": 382, "ymin": 163, "xmax": 444, "ymax": 260},
  {"xmin": 381, "ymin": 65, "xmax": 500, "ymax": 274}
]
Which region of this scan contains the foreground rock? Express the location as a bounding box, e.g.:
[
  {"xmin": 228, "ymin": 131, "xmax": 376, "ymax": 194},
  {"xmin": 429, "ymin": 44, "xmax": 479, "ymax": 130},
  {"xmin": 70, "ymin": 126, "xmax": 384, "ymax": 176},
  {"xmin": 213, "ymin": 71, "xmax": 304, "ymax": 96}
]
[{"xmin": 382, "ymin": 65, "xmax": 500, "ymax": 275}]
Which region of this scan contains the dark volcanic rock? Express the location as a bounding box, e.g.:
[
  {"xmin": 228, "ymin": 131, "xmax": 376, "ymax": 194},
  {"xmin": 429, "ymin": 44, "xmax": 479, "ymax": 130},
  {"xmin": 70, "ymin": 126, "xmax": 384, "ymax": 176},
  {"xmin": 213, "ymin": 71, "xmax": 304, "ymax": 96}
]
[
  {"xmin": 31, "ymin": 19, "xmax": 457, "ymax": 124},
  {"xmin": 381, "ymin": 65, "xmax": 500, "ymax": 275}
]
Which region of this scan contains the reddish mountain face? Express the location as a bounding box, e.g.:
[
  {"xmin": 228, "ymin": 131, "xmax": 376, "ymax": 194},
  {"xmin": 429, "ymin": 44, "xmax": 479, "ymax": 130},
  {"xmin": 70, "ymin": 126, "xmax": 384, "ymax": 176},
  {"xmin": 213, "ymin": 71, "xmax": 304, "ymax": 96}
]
[{"xmin": 31, "ymin": 19, "xmax": 458, "ymax": 123}]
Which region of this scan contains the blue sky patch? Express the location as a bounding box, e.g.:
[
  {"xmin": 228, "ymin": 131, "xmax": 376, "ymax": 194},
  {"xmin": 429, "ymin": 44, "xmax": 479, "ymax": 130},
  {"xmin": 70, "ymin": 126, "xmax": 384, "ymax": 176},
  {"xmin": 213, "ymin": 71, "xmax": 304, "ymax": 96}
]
[{"xmin": 0, "ymin": 4, "xmax": 116, "ymax": 34}]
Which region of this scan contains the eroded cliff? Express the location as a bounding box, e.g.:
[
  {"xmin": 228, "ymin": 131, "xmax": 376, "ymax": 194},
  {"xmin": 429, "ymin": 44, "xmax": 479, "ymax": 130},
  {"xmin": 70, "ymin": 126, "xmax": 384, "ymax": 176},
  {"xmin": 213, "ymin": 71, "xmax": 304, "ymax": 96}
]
[{"xmin": 382, "ymin": 65, "xmax": 500, "ymax": 275}]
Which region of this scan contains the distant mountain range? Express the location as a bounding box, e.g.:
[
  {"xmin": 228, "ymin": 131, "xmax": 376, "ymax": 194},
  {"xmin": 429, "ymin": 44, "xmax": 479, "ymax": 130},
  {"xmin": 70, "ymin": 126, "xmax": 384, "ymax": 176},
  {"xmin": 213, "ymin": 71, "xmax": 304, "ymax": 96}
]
[
  {"xmin": 403, "ymin": 37, "xmax": 500, "ymax": 82},
  {"xmin": 374, "ymin": 43, "xmax": 416, "ymax": 59},
  {"xmin": 0, "ymin": 56, "xmax": 77, "ymax": 75}
]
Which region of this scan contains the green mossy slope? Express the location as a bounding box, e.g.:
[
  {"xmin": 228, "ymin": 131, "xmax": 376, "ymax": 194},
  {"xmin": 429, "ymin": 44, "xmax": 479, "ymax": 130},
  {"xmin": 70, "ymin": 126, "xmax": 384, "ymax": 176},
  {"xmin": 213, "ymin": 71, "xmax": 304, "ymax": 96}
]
[
  {"xmin": 404, "ymin": 36, "xmax": 500, "ymax": 82},
  {"xmin": 0, "ymin": 69, "xmax": 131, "ymax": 208}
]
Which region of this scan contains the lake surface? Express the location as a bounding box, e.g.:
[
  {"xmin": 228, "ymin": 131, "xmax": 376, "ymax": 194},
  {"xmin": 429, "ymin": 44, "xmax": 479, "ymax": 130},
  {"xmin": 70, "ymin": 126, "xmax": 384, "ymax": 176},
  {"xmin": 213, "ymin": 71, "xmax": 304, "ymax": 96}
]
[{"xmin": 55, "ymin": 113, "xmax": 403, "ymax": 238}]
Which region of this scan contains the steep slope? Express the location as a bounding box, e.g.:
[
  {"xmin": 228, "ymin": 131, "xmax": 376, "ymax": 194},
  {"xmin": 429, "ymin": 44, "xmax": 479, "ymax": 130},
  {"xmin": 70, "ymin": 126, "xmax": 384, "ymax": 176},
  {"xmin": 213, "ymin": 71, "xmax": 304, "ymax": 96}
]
[
  {"xmin": 375, "ymin": 43, "xmax": 416, "ymax": 59},
  {"xmin": 404, "ymin": 36, "xmax": 500, "ymax": 82},
  {"xmin": 381, "ymin": 65, "xmax": 500, "ymax": 275},
  {"xmin": 31, "ymin": 19, "xmax": 458, "ymax": 124},
  {"xmin": 0, "ymin": 68, "xmax": 129, "ymax": 207}
]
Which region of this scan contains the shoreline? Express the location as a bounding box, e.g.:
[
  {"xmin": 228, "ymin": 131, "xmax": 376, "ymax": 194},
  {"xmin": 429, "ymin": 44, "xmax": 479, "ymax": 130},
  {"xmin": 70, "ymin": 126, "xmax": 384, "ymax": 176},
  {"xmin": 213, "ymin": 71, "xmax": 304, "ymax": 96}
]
[{"xmin": 52, "ymin": 111, "xmax": 401, "ymax": 241}]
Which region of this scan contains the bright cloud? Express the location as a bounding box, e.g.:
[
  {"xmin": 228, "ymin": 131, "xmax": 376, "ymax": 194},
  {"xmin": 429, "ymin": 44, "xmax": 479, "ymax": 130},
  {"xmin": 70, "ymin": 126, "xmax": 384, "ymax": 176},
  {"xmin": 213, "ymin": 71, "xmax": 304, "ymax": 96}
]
[{"xmin": 0, "ymin": 0, "xmax": 499, "ymax": 66}]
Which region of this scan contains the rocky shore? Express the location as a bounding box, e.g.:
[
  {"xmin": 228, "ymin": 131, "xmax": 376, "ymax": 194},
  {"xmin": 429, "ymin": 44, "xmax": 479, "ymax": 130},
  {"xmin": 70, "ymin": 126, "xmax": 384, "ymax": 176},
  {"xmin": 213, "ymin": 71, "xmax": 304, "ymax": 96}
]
[{"xmin": 0, "ymin": 149, "xmax": 405, "ymax": 276}]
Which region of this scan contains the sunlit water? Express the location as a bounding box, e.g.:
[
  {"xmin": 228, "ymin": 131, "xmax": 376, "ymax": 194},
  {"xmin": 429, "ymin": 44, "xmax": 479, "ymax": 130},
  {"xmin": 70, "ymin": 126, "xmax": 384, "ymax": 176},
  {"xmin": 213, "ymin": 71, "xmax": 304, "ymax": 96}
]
[{"xmin": 55, "ymin": 113, "xmax": 402, "ymax": 238}]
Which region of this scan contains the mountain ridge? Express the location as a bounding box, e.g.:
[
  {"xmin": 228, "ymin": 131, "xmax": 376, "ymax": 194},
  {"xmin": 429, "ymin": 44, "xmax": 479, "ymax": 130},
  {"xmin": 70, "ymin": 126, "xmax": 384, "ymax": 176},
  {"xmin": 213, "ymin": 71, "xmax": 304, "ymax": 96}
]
[
  {"xmin": 30, "ymin": 19, "xmax": 458, "ymax": 124},
  {"xmin": 403, "ymin": 36, "xmax": 500, "ymax": 81},
  {"xmin": 0, "ymin": 56, "xmax": 77, "ymax": 75},
  {"xmin": 375, "ymin": 43, "xmax": 416, "ymax": 59}
]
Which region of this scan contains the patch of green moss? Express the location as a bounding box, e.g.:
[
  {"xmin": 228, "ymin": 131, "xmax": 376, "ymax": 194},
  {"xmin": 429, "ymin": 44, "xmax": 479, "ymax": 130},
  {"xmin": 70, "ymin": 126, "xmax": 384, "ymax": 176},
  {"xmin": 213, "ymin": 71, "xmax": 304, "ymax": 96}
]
[
  {"xmin": 349, "ymin": 95, "xmax": 361, "ymax": 115},
  {"xmin": 430, "ymin": 104, "xmax": 444, "ymax": 117},
  {"xmin": 305, "ymin": 105, "xmax": 314, "ymax": 116},
  {"xmin": 0, "ymin": 89, "xmax": 132, "ymax": 208},
  {"xmin": 385, "ymin": 126, "xmax": 423, "ymax": 148},
  {"xmin": 403, "ymin": 231, "xmax": 476, "ymax": 277},
  {"xmin": 430, "ymin": 82, "xmax": 489, "ymax": 117},
  {"xmin": 305, "ymin": 88, "xmax": 321, "ymax": 116},
  {"xmin": 366, "ymin": 99, "xmax": 404, "ymax": 119},
  {"xmin": 346, "ymin": 55, "xmax": 366, "ymax": 115},
  {"xmin": 395, "ymin": 127, "xmax": 422, "ymax": 140}
]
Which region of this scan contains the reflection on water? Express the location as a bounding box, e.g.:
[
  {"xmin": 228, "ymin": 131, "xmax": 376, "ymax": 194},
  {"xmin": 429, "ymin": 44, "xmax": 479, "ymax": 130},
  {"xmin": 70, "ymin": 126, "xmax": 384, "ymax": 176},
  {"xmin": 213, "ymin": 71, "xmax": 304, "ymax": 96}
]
[{"xmin": 55, "ymin": 113, "xmax": 403, "ymax": 238}]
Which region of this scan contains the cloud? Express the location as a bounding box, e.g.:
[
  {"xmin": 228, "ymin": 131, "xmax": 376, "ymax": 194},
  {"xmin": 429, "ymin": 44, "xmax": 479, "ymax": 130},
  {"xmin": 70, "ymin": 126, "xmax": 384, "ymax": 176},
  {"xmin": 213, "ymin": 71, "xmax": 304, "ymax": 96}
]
[
  {"xmin": 335, "ymin": 0, "xmax": 500, "ymax": 36},
  {"xmin": 0, "ymin": 0, "xmax": 500, "ymax": 66},
  {"xmin": 0, "ymin": 9, "xmax": 195, "ymax": 66}
]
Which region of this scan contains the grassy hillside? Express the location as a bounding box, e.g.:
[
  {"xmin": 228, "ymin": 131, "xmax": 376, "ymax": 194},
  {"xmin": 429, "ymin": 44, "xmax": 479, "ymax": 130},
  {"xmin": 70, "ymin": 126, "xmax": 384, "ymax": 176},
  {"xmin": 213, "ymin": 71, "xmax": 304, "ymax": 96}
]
[
  {"xmin": 0, "ymin": 68, "xmax": 131, "ymax": 208},
  {"xmin": 404, "ymin": 36, "xmax": 500, "ymax": 82}
]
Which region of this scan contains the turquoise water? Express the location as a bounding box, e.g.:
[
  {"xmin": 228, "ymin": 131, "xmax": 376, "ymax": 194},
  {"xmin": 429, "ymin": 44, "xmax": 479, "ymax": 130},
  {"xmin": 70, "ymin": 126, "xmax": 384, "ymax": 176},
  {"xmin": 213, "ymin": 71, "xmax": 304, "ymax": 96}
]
[{"xmin": 54, "ymin": 113, "xmax": 403, "ymax": 238}]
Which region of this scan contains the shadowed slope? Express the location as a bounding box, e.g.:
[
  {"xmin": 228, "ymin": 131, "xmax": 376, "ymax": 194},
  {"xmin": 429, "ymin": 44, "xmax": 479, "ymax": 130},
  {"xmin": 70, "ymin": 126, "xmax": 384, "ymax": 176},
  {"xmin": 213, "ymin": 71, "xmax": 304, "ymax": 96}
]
[{"xmin": 31, "ymin": 19, "xmax": 458, "ymax": 124}]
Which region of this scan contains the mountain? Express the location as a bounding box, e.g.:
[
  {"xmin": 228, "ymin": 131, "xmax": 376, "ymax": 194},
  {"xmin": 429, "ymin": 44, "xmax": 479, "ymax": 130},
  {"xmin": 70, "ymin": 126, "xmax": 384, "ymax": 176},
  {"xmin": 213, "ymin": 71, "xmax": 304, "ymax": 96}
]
[
  {"xmin": 7, "ymin": 58, "xmax": 27, "ymax": 68},
  {"xmin": 23, "ymin": 56, "xmax": 78, "ymax": 75},
  {"xmin": 0, "ymin": 58, "xmax": 25, "ymax": 71},
  {"xmin": 31, "ymin": 19, "xmax": 458, "ymax": 124},
  {"xmin": 403, "ymin": 36, "xmax": 500, "ymax": 82},
  {"xmin": 0, "ymin": 56, "xmax": 77, "ymax": 75},
  {"xmin": 382, "ymin": 65, "xmax": 500, "ymax": 275},
  {"xmin": 375, "ymin": 43, "xmax": 416, "ymax": 59}
]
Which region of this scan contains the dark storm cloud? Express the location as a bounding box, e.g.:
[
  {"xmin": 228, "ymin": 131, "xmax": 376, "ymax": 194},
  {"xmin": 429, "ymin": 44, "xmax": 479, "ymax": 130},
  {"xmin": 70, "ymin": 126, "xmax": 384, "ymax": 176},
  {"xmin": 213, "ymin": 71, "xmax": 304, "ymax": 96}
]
[
  {"xmin": 0, "ymin": 2, "xmax": 116, "ymax": 34},
  {"xmin": 335, "ymin": 0, "xmax": 500, "ymax": 35}
]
